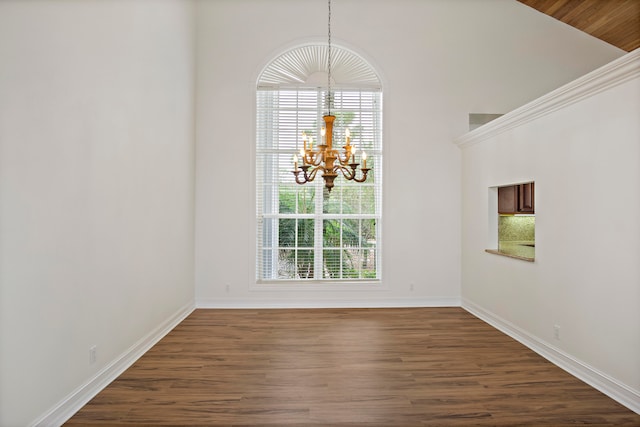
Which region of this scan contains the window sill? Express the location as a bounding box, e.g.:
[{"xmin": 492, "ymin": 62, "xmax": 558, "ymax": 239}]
[
  {"xmin": 253, "ymin": 280, "xmax": 384, "ymax": 291},
  {"xmin": 485, "ymin": 249, "xmax": 534, "ymax": 262}
]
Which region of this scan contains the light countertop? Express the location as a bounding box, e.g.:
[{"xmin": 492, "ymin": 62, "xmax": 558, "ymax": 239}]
[{"xmin": 486, "ymin": 241, "xmax": 535, "ymax": 262}]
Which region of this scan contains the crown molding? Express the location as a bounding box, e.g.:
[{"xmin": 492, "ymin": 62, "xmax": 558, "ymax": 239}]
[{"xmin": 454, "ymin": 49, "xmax": 640, "ymax": 149}]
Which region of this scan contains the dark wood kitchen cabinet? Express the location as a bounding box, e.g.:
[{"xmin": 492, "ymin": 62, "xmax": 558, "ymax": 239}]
[
  {"xmin": 518, "ymin": 182, "xmax": 534, "ymax": 213},
  {"xmin": 498, "ymin": 182, "xmax": 534, "ymax": 214}
]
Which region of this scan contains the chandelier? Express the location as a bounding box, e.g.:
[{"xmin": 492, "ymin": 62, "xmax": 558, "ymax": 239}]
[{"xmin": 292, "ymin": 0, "xmax": 370, "ymax": 192}]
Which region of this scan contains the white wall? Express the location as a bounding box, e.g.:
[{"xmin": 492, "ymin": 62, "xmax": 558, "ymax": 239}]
[
  {"xmin": 457, "ymin": 51, "xmax": 640, "ymax": 411},
  {"xmin": 194, "ymin": 0, "xmax": 622, "ymax": 307},
  {"xmin": 0, "ymin": 1, "xmax": 196, "ymax": 425},
  {"xmin": 0, "ymin": 0, "xmax": 630, "ymax": 423}
]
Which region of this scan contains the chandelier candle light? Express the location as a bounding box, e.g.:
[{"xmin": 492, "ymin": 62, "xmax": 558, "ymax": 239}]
[{"xmin": 292, "ymin": 0, "xmax": 370, "ymax": 192}]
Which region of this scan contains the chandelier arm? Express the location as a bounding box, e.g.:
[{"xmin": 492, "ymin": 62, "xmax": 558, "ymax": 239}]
[
  {"xmin": 336, "ymin": 151, "xmax": 354, "ymax": 166},
  {"xmin": 351, "ymin": 168, "xmax": 370, "ymax": 183},
  {"xmin": 301, "ymin": 151, "xmax": 312, "ymax": 165},
  {"xmin": 294, "ymin": 164, "xmax": 310, "ymax": 184},
  {"xmin": 292, "ymin": 170, "xmax": 308, "ymax": 184},
  {"xmin": 306, "ymin": 166, "xmax": 321, "ymax": 182},
  {"xmin": 304, "ymin": 151, "xmax": 324, "ymax": 167},
  {"xmin": 336, "ymin": 165, "xmax": 356, "ymax": 180},
  {"xmin": 297, "ymin": 174, "xmax": 308, "ymax": 184},
  {"xmin": 293, "ymin": 165, "xmax": 321, "ymax": 184}
]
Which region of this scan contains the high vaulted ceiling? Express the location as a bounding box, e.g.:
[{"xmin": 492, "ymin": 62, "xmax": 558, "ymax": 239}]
[{"xmin": 517, "ymin": 0, "xmax": 640, "ymax": 52}]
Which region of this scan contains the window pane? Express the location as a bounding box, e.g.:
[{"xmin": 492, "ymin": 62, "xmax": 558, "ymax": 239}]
[
  {"xmin": 361, "ymin": 186, "xmax": 375, "ymax": 215},
  {"xmin": 262, "ymin": 217, "xmax": 274, "ymax": 246},
  {"xmin": 296, "ymin": 249, "xmax": 315, "ymax": 279},
  {"xmin": 323, "ymin": 186, "xmax": 342, "ymax": 214},
  {"xmin": 278, "ymin": 219, "xmax": 295, "ymax": 247},
  {"xmin": 297, "ymin": 219, "xmax": 314, "ymax": 248},
  {"xmin": 323, "ymin": 219, "xmax": 341, "ymax": 247},
  {"xmin": 362, "ymin": 219, "xmax": 377, "ymax": 247},
  {"xmin": 361, "ymin": 249, "xmax": 377, "ymax": 279},
  {"xmin": 277, "ymin": 153, "xmax": 297, "ymax": 185},
  {"xmin": 343, "ymin": 248, "xmax": 377, "ymax": 279},
  {"xmin": 259, "ymin": 183, "xmax": 277, "ymax": 214},
  {"xmin": 261, "ymin": 249, "xmax": 273, "ymax": 279},
  {"xmin": 279, "ymin": 186, "xmax": 296, "ymax": 213},
  {"xmin": 297, "ymin": 187, "xmax": 315, "ymax": 214},
  {"xmin": 341, "ymin": 219, "xmax": 360, "ymax": 248},
  {"xmin": 342, "ymin": 187, "xmax": 360, "ymax": 214},
  {"xmin": 277, "ymin": 249, "xmax": 295, "ymax": 279},
  {"xmin": 323, "ymin": 249, "xmax": 341, "ymax": 279},
  {"xmin": 342, "ymin": 249, "xmax": 360, "ymax": 279}
]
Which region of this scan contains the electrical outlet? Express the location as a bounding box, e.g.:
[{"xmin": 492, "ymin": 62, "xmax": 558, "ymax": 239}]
[
  {"xmin": 225, "ymin": 284, "xmax": 230, "ymax": 293},
  {"xmin": 89, "ymin": 345, "xmax": 97, "ymax": 365},
  {"xmin": 553, "ymin": 325, "xmax": 560, "ymax": 340},
  {"xmin": 410, "ymin": 283, "xmax": 414, "ymax": 291}
]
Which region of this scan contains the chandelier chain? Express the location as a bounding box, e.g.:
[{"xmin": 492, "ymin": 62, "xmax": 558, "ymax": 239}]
[
  {"xmin": 291, "ymin": 0, "xmax": 370, "ymax": 192},
  {"xmin": 327, "ymin": 0, "xmax": 332, "ymax": 115}
]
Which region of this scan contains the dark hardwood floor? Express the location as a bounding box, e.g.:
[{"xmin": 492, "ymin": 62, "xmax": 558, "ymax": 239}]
[{"xmin": 66, "ymin": 308, "xmax": 639, "ymax": 426}]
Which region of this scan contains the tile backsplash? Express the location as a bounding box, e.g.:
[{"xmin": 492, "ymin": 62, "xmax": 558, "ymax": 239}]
[{"xmin": 499, "ymin": 215, "xmax": 535, "ymax": 241}]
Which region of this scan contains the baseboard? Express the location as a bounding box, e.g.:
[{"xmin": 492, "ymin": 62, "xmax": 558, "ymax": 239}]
[
  {"xmin": 32, "ymin": 301, "xmax": 196, "ymax": 427},
  {"xmin": 462, "ymin": 298, "xmax": 640, "ymax": 415},
  {"xmin": 196, "ymin": 297, "xmax": 461, "ymax": 309}
]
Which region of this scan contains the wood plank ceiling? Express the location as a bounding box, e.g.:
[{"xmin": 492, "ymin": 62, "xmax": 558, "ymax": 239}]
[{"xmin": 517, "ymin": 0, "xmax": 640, "ymax": 52}]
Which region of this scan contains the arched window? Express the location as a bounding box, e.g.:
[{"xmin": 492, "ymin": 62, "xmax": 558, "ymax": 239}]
[{"xmin": 256, "ymin": 44, "xmax": 382, "ymax": 282}]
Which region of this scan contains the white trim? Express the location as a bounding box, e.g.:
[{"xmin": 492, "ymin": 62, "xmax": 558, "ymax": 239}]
[
  {"xmin": 252, "ymin": 38, "xmax": 386, "ymax": 287},
  {"xmin": 197, "ymin": 297, "xmax": 460, "ymax": 309},
  {"xmin": 31, "ymin": 301, "xmax": 196, "ymax": 427},
  {"xmin": 257, "ymin": 43, "xmax": 381, "ymax": 89},
  {"xmin": 454, "ymin": 49, "xmax": 640, "ymax": 149},
  {"xmin": 462, "ymin": 298, "xmax": 640, "ymax": 415},
  {"xmin": 251, "ymin": 280, "xmax": 386, "ymax": 292},
  {"xmin": 255, "ymin": 87, "xmax": 383, "ymax": 282}
]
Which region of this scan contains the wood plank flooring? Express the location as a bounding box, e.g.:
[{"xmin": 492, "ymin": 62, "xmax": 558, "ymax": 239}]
[{"xmin": 65, "ymin": 308, "xmax": 640, "ymax": 426}]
